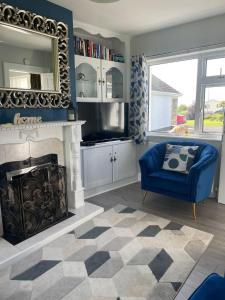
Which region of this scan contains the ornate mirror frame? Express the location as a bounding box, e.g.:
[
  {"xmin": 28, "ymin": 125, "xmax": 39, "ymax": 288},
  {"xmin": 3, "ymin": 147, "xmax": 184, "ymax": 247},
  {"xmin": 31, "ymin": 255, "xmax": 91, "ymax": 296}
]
[{"xmin": 0, "ymin": 3, "xmax": 71, "ymax": 108}]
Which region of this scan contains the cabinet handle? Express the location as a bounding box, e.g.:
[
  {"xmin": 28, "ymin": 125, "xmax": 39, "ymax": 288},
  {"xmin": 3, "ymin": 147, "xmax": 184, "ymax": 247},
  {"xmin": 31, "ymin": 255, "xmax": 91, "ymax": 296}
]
[
  {"xmin": 113, "ymin": 156, "xmax": 117, "ymax": 162},
  {"xmin": 98, "ymin": 79, "xmax": 101, "ymax": 84},
  {"xmin": 110, "ymin": 157, "xmax": 114, "ymax": 163},
  {"xmin": 102, "ymin": 80, "xmax": 105, "ymax": 85}
]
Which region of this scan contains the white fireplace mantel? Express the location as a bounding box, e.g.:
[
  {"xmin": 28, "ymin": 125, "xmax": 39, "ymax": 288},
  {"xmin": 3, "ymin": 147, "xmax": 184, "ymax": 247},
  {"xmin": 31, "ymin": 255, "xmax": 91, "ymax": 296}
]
[
  {"xmin": 0, "ymin": 121, "xmax": 85, "ymax": 141},
  {"xmin": 0, "ymin": 120, "xmax": 86, "ymax": 210},
  {"xmin": 0, "ymin": 120, "xmax": 106, "ymax": 269}
]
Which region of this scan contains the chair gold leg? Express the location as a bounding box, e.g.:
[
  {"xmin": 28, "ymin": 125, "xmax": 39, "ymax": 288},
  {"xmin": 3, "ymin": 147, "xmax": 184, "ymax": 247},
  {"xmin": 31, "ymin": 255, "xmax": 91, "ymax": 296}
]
[
  {"xmin": 192, "ymin": 203, "xmax": 197, "ymax": 220},
  {"xmin": 142, "ymin": 191, "xmax": 148, "ymax": 204}
]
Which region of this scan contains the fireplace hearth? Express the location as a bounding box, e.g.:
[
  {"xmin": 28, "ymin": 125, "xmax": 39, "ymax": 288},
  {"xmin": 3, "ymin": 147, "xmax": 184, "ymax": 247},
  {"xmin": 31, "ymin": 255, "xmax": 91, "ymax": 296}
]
[{"xmin": 0, "ymin": 154, "xmax": 70, "ymax": 245}]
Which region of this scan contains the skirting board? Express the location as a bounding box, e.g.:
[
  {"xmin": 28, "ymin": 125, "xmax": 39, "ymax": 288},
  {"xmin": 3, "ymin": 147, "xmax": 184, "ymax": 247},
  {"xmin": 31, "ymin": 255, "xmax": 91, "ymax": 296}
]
[{"xmin": 84, "ymin": 175, "xmax": 139, "ymax": 199}]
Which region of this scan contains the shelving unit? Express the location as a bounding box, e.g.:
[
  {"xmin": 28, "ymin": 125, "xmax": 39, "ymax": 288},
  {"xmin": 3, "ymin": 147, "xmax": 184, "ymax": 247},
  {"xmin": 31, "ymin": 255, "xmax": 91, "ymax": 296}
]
[
  {"xmin": 74, "ymin": 21, "xmax": 130, "ymax": 103},
  {"xmin": 73, "ymin": 22, "xmax": 136, "ymax": 199}
]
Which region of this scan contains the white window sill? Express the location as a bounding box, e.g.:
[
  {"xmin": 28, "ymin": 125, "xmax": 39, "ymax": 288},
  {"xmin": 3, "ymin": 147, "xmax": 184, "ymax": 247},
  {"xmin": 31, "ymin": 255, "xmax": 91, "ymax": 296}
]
[{"xmin": 147, "ymin": 131, "xmax": 222, "ymax": 142}]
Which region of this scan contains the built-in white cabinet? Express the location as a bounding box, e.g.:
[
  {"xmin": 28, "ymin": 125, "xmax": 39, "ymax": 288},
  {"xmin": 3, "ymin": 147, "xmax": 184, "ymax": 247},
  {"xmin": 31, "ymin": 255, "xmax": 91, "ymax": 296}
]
[
  {"xmin": 81, "ymin": 141, "xmax": 137, "ymax": 191},
  {"xmin": 113, "ymin": 142, "xmax": 137, "ymax": 182},
  {"xmin": 82, "ymin": 144, "xmax": 113, "ymax": 189},
  {"xmin": 75, "ymin": 55, "xmax": 126, "ymax": 103}
]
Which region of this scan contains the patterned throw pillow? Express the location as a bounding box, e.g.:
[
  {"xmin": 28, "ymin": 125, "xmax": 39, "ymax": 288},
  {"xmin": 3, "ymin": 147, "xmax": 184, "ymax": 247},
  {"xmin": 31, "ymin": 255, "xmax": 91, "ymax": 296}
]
[{"xmin": 162, "ymin": 144, "xmax": 199, "ymax": 174}]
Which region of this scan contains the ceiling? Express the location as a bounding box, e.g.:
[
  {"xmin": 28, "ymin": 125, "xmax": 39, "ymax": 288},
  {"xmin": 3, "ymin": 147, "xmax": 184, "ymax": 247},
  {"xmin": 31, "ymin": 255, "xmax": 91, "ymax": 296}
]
[{"xmin": 49, "ymin": 0, "xmax": 225, "ymax": 35}]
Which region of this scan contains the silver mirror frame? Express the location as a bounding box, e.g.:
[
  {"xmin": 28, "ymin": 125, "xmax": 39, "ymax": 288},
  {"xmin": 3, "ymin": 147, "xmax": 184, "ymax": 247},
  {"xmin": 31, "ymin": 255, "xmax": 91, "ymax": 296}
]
[{"xmin": 0, "ymin": 3, "xmax": 71, "ymax": 108}]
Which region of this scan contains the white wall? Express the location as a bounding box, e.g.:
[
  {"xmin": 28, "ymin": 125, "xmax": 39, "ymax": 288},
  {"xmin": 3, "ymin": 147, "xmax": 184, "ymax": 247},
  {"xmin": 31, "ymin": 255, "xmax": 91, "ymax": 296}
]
[
  {"xmin": 150, "ymin": 94, "xmax": 172, "ymax": 131},
  {"xmin": 0, "ymin": 45, "xmax": 51, "ymax": 87},
  {"xmin": 131, "ymin": 14, "xmax": 225, "ymax": 57}
]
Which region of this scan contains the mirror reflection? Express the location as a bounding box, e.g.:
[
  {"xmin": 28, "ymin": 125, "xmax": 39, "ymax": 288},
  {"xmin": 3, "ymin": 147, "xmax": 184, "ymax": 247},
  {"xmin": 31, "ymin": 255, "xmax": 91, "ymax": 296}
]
[{"xmin": 0, "ymin": 23, "xmax": 59, "ymax": 92}]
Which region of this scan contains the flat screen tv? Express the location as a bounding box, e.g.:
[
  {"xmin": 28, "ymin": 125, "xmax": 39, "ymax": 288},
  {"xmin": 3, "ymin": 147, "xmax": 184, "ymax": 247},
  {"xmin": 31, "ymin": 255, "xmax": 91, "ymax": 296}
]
[{"xmin": 78, "ymin": 102, "xmax": 129, "ymax": 145}]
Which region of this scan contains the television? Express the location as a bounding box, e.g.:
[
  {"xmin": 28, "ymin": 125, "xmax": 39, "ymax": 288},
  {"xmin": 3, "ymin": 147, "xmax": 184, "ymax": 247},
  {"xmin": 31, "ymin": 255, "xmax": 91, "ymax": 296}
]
[{"xmin": 78, "ymin": 102, "xmax": 129, "ymax": 145}]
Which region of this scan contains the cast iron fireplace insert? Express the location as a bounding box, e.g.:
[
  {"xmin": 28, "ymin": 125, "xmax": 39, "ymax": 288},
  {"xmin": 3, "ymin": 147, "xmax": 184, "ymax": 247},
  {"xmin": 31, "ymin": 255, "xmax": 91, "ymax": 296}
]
[{"xmin": 0, "ymin": 154, "xmax": 70, "ymax": 245}]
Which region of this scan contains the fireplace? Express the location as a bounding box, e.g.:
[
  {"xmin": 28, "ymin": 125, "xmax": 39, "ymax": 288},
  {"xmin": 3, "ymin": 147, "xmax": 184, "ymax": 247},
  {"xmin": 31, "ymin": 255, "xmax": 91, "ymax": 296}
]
[{"xmin": 0, "ymin": 154, "xmax": 70, "ymax": 244}]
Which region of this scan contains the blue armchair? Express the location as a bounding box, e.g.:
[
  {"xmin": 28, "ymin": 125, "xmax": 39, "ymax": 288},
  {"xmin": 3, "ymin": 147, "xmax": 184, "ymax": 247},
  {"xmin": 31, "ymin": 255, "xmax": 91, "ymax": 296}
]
[
  {"xmin": 188, "ymin": 273, "xmax": 225, "ymax": 300},
  {"xmin": 139, "ymin": 141, "xmax": 219, "ymax": 218}
]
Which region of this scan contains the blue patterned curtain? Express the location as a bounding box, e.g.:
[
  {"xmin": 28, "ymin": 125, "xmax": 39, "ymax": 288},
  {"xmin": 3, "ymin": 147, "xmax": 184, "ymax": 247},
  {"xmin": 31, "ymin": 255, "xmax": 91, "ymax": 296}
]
[{"xmin": 130, "ymin": 55, "xmax": 149, "ymax": 144}]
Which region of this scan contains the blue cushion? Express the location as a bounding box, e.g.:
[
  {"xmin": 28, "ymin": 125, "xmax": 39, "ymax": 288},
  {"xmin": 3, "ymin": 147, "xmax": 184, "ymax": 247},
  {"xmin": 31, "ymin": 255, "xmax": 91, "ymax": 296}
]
[
  {"xmin": 188, "ymin": 273, "xmax": 225, "ymax": 300},
  {"xmin": 148, "ymin": 170, "xmax": 189, "ymax": 195}
]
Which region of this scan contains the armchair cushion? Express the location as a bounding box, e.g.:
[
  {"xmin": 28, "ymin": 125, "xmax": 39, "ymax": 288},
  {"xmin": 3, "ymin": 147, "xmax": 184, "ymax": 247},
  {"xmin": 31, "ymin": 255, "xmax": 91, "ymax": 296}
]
[
  {"xmin": 147, "ymin": 170, "xmax": 189, "ymax": 195},
  {"xmin": 162, "ymin": 144, "xmax": 199, "ymax": 174}
]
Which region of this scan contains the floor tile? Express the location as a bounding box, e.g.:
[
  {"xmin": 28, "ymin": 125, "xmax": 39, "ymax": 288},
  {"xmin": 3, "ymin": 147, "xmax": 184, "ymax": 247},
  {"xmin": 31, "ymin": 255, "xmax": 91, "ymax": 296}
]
[
  {"xmin": 90, "ymin": 256, "xmax": 123, "ymax": 278},
  {"xmin": 85, "ymin": 251, "xmax": 111, "ymax": 276},
  {"xmin": 128, "ymin": 248, "xmax": 161, "ymax": 265},
  {"xmin": 66, "ymin": 245, "xmax": 97, "ymax": 262},
  {"xmin": 78, "ymin": 227, "xmax": 111, "ymax": 239},
  {"xmin": 119, "ymin": 207, "xmax": 136, "ymax": 214},
  {"xmin": 12, "ymin": 260, "xmax": 60, "ymax": 281},
  {"xmin": 164, "ymin": 221, "xmax": 183, "ymax": 231},
  {"xmin": 62, "ymin": 261, "xmax": 87, "ymax": 277},
  {"xmin": 34, "ymin": 277, "xmax": 84, "ymax": 300},
  {"xmin": 137, "ymin": 225, "xmax": 161, "ymax": 237},
  {"xmin": 149, "ymin": 249, "xmax": 173, "ymax": 281},
  {"xmin": 102, "ymin": 237, "xmax": 132, "ymax": 251}
]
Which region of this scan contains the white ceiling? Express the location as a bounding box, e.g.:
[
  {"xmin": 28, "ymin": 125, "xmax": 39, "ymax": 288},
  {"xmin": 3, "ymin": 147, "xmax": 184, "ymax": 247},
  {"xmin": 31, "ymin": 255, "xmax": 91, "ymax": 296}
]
[{"xmin": 49, "ymin": 0, "xmax": 225, "ymax": 35}]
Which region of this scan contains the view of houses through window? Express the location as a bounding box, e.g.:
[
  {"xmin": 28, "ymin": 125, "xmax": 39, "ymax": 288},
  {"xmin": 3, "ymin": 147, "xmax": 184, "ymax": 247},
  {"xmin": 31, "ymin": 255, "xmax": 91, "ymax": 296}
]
[
  {"xmin": 204, "ymin": 86, "xmax": 225, "ymax": 133},
  {"xmin": 149, "ymin": 52, "xmax": 225, "ymax": 135}
]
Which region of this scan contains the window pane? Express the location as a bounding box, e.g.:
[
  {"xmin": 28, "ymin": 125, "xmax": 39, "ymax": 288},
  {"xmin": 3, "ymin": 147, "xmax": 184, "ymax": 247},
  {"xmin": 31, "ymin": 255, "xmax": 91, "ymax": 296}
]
[
  {"xmin": 206, "ymin": 57, "xmax": 225, "ymax": 77},
  {"xmin": 149, "ymin": 59, "xmax": 198, "ymax": 135},
  {"xmin": 203, "ymin": 86, "xmax": 225, "ymax": 133}
]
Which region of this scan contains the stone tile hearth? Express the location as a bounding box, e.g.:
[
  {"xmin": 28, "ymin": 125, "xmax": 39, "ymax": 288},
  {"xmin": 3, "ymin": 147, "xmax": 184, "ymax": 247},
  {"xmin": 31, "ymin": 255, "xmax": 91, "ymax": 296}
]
[{"xmin": 0, "ymin": 203, "xmax": 103, "ymax": 270}]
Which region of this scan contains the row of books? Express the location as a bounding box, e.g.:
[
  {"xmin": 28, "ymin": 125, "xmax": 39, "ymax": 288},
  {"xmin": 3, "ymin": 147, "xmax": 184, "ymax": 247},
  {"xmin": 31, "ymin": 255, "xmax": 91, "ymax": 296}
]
[{"xmin": 74, "ymin": 36, "xmax": 125, "ymax": 63}]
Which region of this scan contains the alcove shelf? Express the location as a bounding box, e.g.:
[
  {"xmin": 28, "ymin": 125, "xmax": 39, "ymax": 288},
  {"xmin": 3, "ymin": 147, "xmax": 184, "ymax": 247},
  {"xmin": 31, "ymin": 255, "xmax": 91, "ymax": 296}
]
[{"xmin": 73, "ymin": 21, "xmax": 130, "ymax": 103}]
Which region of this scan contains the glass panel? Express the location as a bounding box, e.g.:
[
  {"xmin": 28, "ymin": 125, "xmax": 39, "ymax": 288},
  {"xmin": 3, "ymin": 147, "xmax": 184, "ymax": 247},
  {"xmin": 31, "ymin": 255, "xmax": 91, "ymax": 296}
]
[
  {"xmin": 149, "ymin": 59, "xmax": 198, "ymax": 135},
  {"xmin": 0, "ymin": 23, "xmax": 58, "ymax": 91},
  {"xmin": 76, "ymin": 63, "xmax": 97, "ymax": 98},
  {"xmin": 206, "ymin": 57, "xmax": 225, "ymax": 77},
  {"xmin": 203, "ymin": 86, "xmax": 225, "ymax": 133},
  {"xmin": 106, "ymin": 67, "xmax": 123, "ymax": 99}
]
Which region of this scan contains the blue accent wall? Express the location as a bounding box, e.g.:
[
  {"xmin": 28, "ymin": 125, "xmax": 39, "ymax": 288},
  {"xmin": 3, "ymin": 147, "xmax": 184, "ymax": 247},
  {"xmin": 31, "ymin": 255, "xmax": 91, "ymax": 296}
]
[{"xmin": 0, "ymin": 0, "xmax": 75, "ymax": 123}]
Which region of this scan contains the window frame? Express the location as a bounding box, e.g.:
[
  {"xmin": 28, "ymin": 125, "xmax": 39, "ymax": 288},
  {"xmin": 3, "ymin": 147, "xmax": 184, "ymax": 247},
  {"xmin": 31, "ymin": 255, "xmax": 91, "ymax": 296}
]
[{"xmin": 147, "ymin": 48, "xmax": 225, "ymax": 139}]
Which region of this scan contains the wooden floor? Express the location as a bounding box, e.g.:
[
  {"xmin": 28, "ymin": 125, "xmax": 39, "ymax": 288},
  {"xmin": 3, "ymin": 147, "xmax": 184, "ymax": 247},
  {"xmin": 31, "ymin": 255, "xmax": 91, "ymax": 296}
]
[{"xmin": 87, "ymin": 182, "xmax": 225, "ymax": 300}]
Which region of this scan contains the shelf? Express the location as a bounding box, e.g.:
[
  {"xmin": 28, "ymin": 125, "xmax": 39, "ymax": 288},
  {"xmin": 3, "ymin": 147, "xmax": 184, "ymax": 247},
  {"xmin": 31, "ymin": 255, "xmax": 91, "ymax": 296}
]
[
  {"xmin": 106, "ymin": 82, "xmax": 123, "ymax": 85},
  {"xmin": 76, "ymin": 95, "xmax": 97, "ymax": 99},
  {"xmin": 75, "ymin": 54, "xmax": 125, "ymax": 64},
  {"xmin": 76, "ymin": 79, "xmax": 97, "ymax": 83}
]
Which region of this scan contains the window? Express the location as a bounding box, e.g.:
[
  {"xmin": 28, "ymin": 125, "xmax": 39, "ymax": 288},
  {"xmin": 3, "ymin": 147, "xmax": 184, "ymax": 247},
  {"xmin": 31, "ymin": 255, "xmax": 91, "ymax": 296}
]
[
  {"xmin": 203, "ymin": 86, "xmax": 225, "ymax": 133},
  {"xmin": 149, "ymin": 59, "xmax": 198, "ymax": 134},
  {"xmin": 148, "ymin": 50, "xmax": 225, "ymax": 137},
  {"xmin": 206, "ymin": 57, "xmax": 225, "ymax": 77}
]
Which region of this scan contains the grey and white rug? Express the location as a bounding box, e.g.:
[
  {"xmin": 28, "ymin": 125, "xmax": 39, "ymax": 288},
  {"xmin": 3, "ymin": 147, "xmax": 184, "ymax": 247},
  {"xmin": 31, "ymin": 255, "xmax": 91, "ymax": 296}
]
[{"xmin": 0, "ymin": 204, "xmax": 213, "ymax": 300}]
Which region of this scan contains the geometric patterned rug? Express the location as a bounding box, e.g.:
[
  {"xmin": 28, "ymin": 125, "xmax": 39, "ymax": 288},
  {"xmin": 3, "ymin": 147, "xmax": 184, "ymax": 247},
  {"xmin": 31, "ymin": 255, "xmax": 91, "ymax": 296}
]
[{"xmin": 0, "ymin": 204, "xmax": 213, "ymax": 300}]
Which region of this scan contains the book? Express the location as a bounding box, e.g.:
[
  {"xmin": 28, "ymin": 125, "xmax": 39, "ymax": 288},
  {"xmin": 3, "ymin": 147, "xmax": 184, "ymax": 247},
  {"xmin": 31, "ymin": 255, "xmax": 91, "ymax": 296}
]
[{"xmin": 74, "ymin": 35, "xmax": 125, "ymax": 62}]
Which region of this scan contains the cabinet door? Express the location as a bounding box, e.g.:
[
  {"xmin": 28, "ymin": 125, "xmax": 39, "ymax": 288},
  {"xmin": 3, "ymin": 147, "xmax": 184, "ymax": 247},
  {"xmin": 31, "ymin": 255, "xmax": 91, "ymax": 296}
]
[
  {"xmin": 101, "ymin": 60, "xmax": 125, "ymax": 102},
  {"xmin": 83, "ymin": 145, "xmax": 113, "ymax": 189},
  {"xmin": 113, "ymin": 142, "xmax": 137, "ymax": 182},
  {"xmin": 75, "ymin": 56, "xmax": 102, "ymax": 102}
]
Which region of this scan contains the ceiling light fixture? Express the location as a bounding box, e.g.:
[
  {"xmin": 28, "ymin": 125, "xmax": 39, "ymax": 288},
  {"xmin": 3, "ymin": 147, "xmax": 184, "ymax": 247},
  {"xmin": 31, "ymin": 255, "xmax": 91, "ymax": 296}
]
[{"xmin": 90, "ymin": 0, "xmax": 120, "ymax": 3}]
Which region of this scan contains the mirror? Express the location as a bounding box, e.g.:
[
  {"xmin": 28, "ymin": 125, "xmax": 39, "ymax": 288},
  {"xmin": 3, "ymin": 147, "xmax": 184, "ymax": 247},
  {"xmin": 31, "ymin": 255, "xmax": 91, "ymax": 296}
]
[
  {"xmin": 0, "ymin": 23, "xmax": 59, "ymax": 92},
  {"xmin": 0, "ymin": 3, "xmax": 71, "ymax": 108}
]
